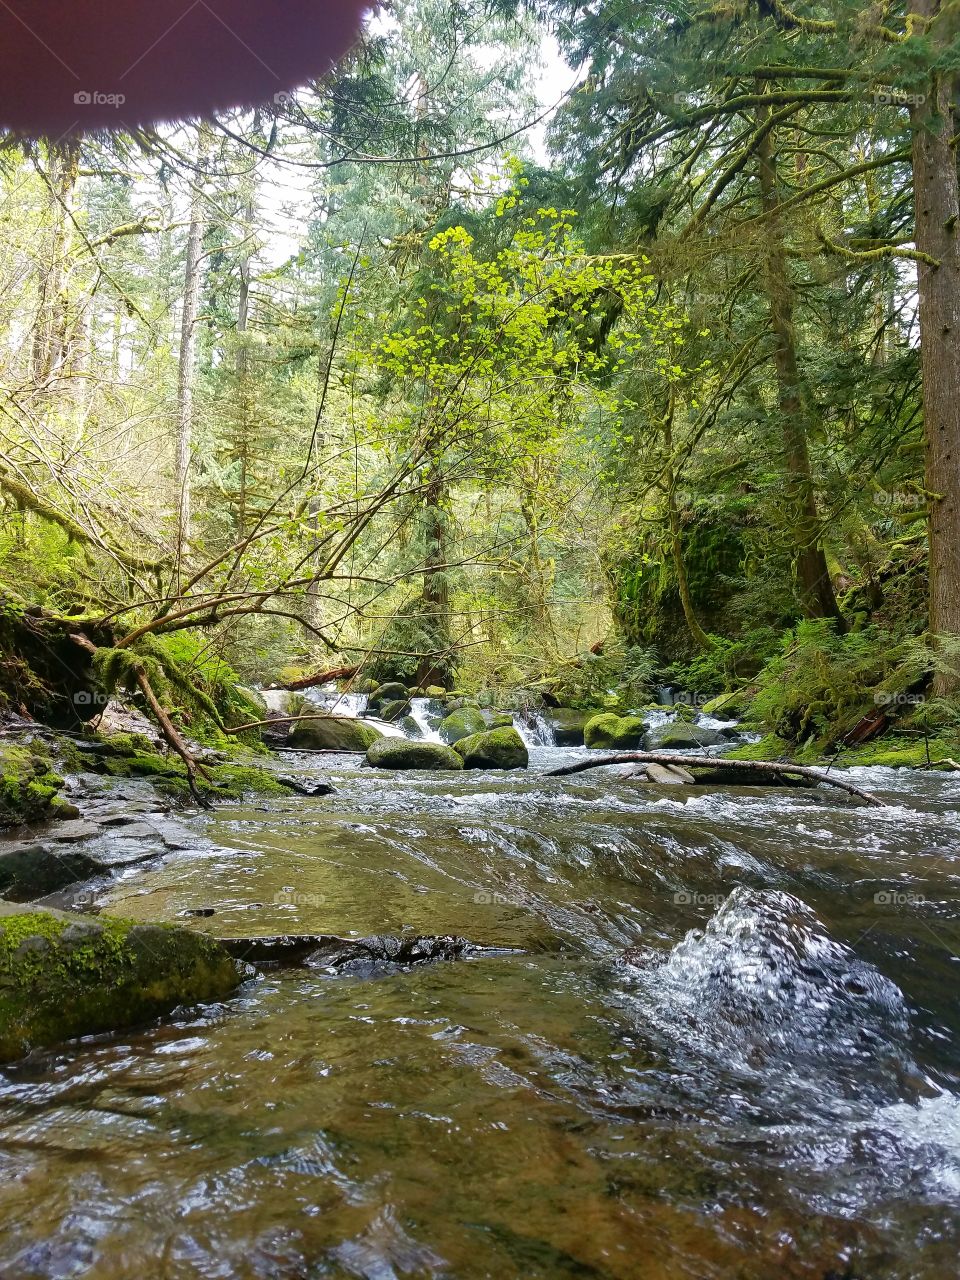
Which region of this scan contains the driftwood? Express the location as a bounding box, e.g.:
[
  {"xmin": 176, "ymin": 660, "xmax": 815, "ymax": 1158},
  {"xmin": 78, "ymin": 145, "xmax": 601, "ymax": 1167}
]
[
  {"xmin": 275, "ymin": 664, "xmax": 360, "ymax": 692},
  {"xmin": 546, "ymin": 752, "xmax": 889, "ymax": 807}
]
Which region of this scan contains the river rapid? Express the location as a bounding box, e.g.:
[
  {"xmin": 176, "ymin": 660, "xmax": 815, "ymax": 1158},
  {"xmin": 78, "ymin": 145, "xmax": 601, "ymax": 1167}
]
[{"xmin": 1, "ymin": 741, "xmax": 959, "ymax": 1278}]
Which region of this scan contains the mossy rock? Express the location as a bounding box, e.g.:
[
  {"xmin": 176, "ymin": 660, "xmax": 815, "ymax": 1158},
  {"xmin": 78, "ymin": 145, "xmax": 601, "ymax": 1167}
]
[
  {"xmin": 366, "ymin": 738, "xmax": 464, "ymax": 771},
  {"xmin": 547, "ymin": 708, "xmax": 598, "ymax": 747},
  {"xmin": 453, "ymin": 728, "xmax": 529, "ymax": 770},
  {"xmin": 439, "ymin": 708, "xmax": 486, "ymax": 744},
  {"xmin": 650, "ymin": 722, "xmax": 728, "ymax": 750},
  {"xmin": 0, "ymin": 744, "xmax": 66, "ymax": 829},
  {"xmin": 424, "ymin": 685, "xmax": 446, "ymax": 698},
  {"xmin": 583, "ymin": 713, "xmax": 647, "ymax": 750},
  {"xmin": 368, "ymin": 682, "xmax": 409, "ymax": 710},
  {"xmin": 400, "ymin": 716, "xmax": 424, "ymax": 739},
  {"xmin": 486, "ymin": 712, "xmax": 515, "ymax": 729},
  {"xmin": 701, "ymin": 690, "xmax": 753, "ymax": 717},
  {"xmin": 289, "ymin": 716, "xmax": 384, "ymax": 752},
  {"xmin": 0, "ymin": 908, "xmax": 241, "ymax": 1063},
  {"xmin": 376, "ymin": 698, "xmax": 412, "ymax": 723},
  {"xmin": 355, "ymin": 678, "xmax": 380, "ymax": 696}
]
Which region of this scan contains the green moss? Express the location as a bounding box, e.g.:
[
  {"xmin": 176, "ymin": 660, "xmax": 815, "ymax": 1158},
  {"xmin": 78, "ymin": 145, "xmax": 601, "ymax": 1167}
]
[
  {"xmin": 0, "ymin": 744, "xmax": 65, "ymax": 828},
  {"xmin": 583, "ymin": 713, "xmax": 646, "ymax": 750},
  {"xmin": 454, "ymin": 727, "xmax": 529, "ymax": 770},
  {"xmin": 438, "ymin": 708, "xmax": 486, "ymax": 744},
  {"xmin": 0, "ymin": 911, "xmax": 240, "ymax": 1063},
  {"xmin": 366, "ymin": 738, "xmax": 464, "ymax": 771}
]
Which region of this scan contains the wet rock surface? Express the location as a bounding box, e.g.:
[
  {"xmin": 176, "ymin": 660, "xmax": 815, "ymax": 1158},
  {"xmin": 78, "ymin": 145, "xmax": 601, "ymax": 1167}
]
[{"xmin": 0, "ymin": 907, "xmax": 240, "ymax": 1063}]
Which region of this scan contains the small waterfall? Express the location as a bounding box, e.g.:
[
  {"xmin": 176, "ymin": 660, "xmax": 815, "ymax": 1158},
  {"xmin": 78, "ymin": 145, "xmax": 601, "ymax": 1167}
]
[
  {"xmin": 515, "ymin": 711, "xmax": 555, "ymax": 747},
  {"xmin": 302, "ymin": 686, "xmax": 369, "ymax": 718},
  {"xmin": 408, "ymin": 698, "xmax": 443, "ymax": 743}
]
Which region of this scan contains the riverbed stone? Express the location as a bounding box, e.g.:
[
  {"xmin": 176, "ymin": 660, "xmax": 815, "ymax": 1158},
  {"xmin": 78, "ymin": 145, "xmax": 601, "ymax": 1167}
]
[
  {"xmin": 454, "ymin": 727, "xmax": 529, "ymax": 770},
  {"xmin": 583, "ymin": 713, "xmax": 647, "ymax": 750},
  {"xmin": 377, "ymin": 698, "xmax": 412, "ymax": 723},
  {"xmin": 289, "ymin": 716, "xmax": 384, "ymax": 752},
  {"xmin": 366, "ymin": 738, "xmax": 464, "ymax": 771},
  {"xmin": 439, "ymin": 708, "xmax": 486, "ymax": 744},
  {"xmin": 0, "ymin": 843, "xmax": 103, "ymax": 901},
  {"xmin": 547, "ymin": 708, "xmax": 597, "ymax": 746},
  {"xmin": 0, "ymin": 908, "xmax": 241, "ymax": 1063},
  {"xmin": 368, "ymin": 682, "xmax": 409, "ymax": 711},
  {"xmin": 650, "ymin": 722, "xmax": 729, "ymax": 749}
]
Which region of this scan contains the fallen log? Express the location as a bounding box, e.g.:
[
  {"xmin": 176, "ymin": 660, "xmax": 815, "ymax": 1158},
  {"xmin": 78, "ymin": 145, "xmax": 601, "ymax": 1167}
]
[
  {"xmin": 275, "ymin": 664, "xmax": 360, "ymax": 692},
  {"xmin": 546, "ymin": 752, "xmax": 889, "ymax": 807}
]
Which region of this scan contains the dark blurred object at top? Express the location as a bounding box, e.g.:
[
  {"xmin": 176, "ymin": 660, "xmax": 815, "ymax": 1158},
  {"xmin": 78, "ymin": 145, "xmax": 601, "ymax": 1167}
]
[{"xmin": 0, "ymin": 0, "xmax": 368, "ymax": 136}]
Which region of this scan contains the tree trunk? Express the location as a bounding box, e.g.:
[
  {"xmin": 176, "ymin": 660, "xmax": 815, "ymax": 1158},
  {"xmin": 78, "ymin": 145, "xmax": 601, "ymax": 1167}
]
[
  {"xmin": 31, "ymin": 141, "xmax": 80, "ymax": 388},
  {"xmin": 910, "ymin": 2, "xmax": 960, "ymax": 692},
  {"xmin": 415, "ymin": 467, "xmax": 452, "ymax": 687},
  {"xmin": 175, "ymin": 130, "xmax": 209, "ymax": 564},
  {"xmin": 755, "ymin": 100, "xmax": 845, "ymax": 628}
]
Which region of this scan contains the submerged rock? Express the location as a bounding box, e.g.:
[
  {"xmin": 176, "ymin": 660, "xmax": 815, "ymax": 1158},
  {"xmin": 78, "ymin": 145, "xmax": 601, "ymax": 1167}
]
[
  {"xmin": 221, "ymin": 931, "xmax": 474, "ymax": 975},
  {"xmin": 583, "ymin": 713, "xmax": 647, "ymax": 750},
  {"xmin": 289, "ymin": 716, "xmax": 384, "ymax": 752},
  {"xmin": 438, "ymin": 707, "xmax": 486, "ymax": 744},
  {"xmin": 366, "ymin": 738, "xmax": 463, "ymax": 771},
  {"xmin": 454, "ymin": 727, "xmax": 529, "ymax": 770},
  {"xmin": 0, "ymin": 908, "xmax": 241, "ymax": 1063}
]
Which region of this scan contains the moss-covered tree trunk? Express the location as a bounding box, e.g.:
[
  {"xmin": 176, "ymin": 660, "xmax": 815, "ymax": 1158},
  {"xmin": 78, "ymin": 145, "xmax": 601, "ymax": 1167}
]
[
  {"xmin": 910, "ymin": 3, "xmax": 960, "ymax": 693},
  {"xmin": 755, "ymin": 98, "xmax": 845, "ymax": 629}
]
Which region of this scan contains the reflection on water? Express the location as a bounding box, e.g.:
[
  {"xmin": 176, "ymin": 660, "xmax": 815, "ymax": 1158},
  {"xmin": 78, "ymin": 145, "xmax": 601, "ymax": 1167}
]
[{"xmin": 2, "ymin": 754, "xmax": 960, "ymax": 1277}]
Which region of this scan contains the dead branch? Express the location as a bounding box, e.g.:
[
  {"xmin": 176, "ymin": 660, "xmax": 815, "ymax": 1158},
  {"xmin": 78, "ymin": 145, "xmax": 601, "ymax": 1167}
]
[
  {"xmin": 277, "ymin": 664, "xmax": 361, "ymax": 691},
  {"xmin": 546, "ymin": 752, "xmax": 889, "ymax": 807}
]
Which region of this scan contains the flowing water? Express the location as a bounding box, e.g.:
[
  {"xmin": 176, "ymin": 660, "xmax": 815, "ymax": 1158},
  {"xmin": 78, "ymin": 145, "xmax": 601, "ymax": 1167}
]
[{"xmin": 2, "ymin": 745, "xmax": 960, "ymax": 1278}]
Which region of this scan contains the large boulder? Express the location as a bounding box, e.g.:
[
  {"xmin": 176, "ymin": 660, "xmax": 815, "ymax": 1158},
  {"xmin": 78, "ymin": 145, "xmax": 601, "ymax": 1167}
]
[
  {"xmin": 439, "ymin": 707, "xmax": 486, "ymax": 744},
  {"xmin": 649, "ymin": 721, "xmax": 729, "ymax": 750},
  {"xmin": 583, "ymin": 713, "xmax": 647, "ymax": 750},
  {"xmin": 0, "ymin": 908, "xmax": 241, "ymax": 1064},
  {"xmin": 366, "ymin": 738, "xmax": 463, "ymax": 771},
  {"xmin": 0, "ymin": 843, "xmax": 103, "ymax": 902},
  {"xmin": 289, "ymin": 716, "xmax": 384, "ymax": 752},
  {"xmin": 454, "ymin": 728, "xmax": 529, "ymax": 770},
  {"xmin": 547, "ymin": 708, "xmax": 598, "ymax": 747},
  {"xmin": 367, "ymin": 682, "xmax": 409, "ymax": 712},
  {"xmin": 376, "ymin": 698, "xmax": 412, "ymax": 723}
]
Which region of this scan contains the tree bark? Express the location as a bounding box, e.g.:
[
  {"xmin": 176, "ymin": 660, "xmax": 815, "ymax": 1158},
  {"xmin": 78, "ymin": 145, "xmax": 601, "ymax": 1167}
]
[
  {"xmin": 175, "ymin": 129, "xmax": 209, "ymax": 565},
  {"xmin": 755, "ymin": 99, "xmax": 845, "ymax": 628},
  {"xmin": 910, "ymin": 1, "xmax": 960, "ymax": 692}
]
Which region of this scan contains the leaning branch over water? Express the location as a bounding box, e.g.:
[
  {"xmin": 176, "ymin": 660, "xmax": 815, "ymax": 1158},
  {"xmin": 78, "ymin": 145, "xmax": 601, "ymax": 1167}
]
[{"xmin": 545, "ymin": 753, "xmax": 889, "ymax": 807}]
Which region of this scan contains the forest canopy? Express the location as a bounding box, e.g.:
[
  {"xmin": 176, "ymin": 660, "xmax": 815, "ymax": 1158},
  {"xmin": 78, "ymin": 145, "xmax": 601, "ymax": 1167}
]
[{"xmin": 1, "ymin": 0, "xmax": 960, "ymax": 765}]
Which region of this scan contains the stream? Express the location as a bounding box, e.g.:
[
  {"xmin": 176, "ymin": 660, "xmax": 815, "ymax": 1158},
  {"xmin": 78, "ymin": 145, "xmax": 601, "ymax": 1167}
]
[{"xmin": 1, "ymin": 735, "xmax": 959, "ymax": 1277}]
